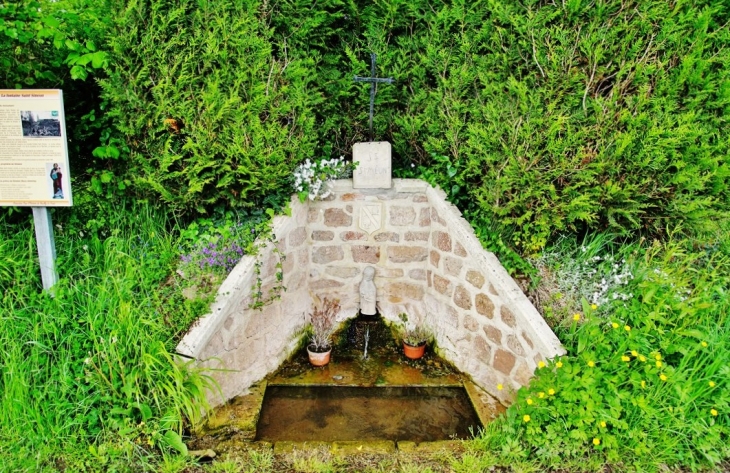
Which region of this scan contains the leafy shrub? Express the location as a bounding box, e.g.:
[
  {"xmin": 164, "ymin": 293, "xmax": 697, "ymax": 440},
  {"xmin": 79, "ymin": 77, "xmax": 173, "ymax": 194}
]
[
  {"xmin": 479, "ymin": 235, "xmax": 730, "ymax": 471},
  {"xmin": 100, "ymin": 0, "xmax": 319, "ymax": 213},
  {"xmin": 271, "ymin": 0, "xmax": 730, "ymax": 251}
]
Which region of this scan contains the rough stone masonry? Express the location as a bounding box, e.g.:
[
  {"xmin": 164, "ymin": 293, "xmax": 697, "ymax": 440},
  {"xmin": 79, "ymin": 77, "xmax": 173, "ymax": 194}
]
[{"xmin": 177, "ymin": 179, "xmax": 565, "ymax": 407}]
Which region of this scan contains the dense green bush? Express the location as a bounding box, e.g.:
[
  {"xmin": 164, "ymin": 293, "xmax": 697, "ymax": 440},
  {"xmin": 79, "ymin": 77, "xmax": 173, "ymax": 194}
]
[
  {"xmin": 100, "ymin": 0, "xmax": 320, "ymax": 212},
  {"xmin": 272, "ymin": 0, "xmax": 730, "ymax": 251}
]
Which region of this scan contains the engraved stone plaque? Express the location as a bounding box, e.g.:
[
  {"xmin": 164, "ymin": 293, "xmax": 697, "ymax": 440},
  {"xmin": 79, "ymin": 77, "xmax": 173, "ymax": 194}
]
[
  {"xmin": 352, "ymin": 141, "xmax": 391, "ymax": 189},
  {"xmin": 359, "ymin": 203, "xmax": 383, "ymax": 234}
]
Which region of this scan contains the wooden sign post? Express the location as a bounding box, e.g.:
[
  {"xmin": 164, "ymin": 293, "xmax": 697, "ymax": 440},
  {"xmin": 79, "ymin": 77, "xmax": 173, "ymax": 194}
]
[{"xmin": 0, "ymin": 89, "xmax": 73, "ymax": 292}]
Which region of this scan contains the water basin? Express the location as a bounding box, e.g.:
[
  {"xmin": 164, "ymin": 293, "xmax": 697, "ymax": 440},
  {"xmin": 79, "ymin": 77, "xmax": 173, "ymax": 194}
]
[{"xmin": 255, "ymin": 385, "xmax": 481, "ymax": 443}]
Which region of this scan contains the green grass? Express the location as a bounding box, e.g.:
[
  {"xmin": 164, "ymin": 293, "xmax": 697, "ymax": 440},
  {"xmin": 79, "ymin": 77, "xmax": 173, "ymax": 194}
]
[{"xmin": 0, "ymin": 203, "xmax": 214, "ymax": 471}]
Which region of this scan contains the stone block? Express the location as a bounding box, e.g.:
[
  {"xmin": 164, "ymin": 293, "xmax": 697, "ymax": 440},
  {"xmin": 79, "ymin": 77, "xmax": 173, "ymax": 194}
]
[
  {"xmin": 298, "ymin": 248, "xmax": 309, "ymax": 265},
  {"xmin": 312, "ymin": 246, "xmax": 344, "ymax": 264},
  {"xmin": 289, "ymin": 226, "xmax": 307, "ymax": 248},
  {"xmin": 484, "ymin": 325, "xmax": 502, "ymax": 345},
  {"xmin": 376, "ymin": 268, "xmax": 404, "ymax": 278},
  {"xmin": 340, "ymin": 231, "xmax": 367, "ymax": 241},
  {"xmin": 418, "ymin": 207, "xmax": 431, "ymax": 227},
  {"xmin": 444, "ymin": 256, "xmax": 463, "ymax": 276},
  {"xmin": 404, "ymin": 231, "xmax": 429, "ymax": 241},
  {"xmin": 431, "ymin": 207, "xmax": 446, "ymax": 226},
  {"xmin": 309, "ymin": 279, "xmax": 345, "ymax": 290},
  {"xmin": 462, "ymin": 314, "xmax": 479, "ymax": 332},
  {"xmin": 466, "ymin": 270, "xmax": 485, "ymax": 289},
  {"xmin": 308, "ymin": 208, "xmax": 321, "ymax": 223},
  {"xmin": 444, "ymin": 305, "xmax": 459, "ymax": 328},
  {"xmin": 352, "ymin": 245, "xmax": 380, "ymax": 263},
  {"xmin": 474, "ymin": 335, "xmax": 492, "ymax": 361},
  {"xmin": 282, "ymin": 252, "xmax": 295, "ymax": 274},
  {"xmin": 324, "ymin": 208, "xmax": 352, "ymax": 227},
  {"xmin": 430, "ymin": 251, "xmax": 441, "ymax": 269},
  {"xmin": 514, "ymin": 361, "xmax": 533, "ymax": 386},
  {"xmin": 433, "ymin": 274, "xmax": 452, "ymax": 296},
  {"xmin": 454, "ymin": 241, "xmax": 467, "ymax": 257},
  {"xmin": 454, "ymin": 285, "xmax": 472, "ymax": 310},
  {"xmin": 312, "ymin": 230, "xmax": 334, "ymax": 241},
  {"xmin": 433, "ymin": 231, "xmax": 452, "ymax": 252},
  {"xmin": 501, "ymin": 306, "xmax": 516, "ymax": 328},
  {"xmin": 387, "ymin": 282, "xmax": 425, "ymax": 301},
  {"xmin": 325, "ymin": 267, "xmax": 360, "ymax": 279},
  {"xmin": 412, "ymin": 194, "xmax": 429, "ymax": 203},
  {"xmin": 388, "ymin": 246, "xmax": 428, "ymax": 263},
  {"xmin": 374, "ymin": 232, "xmax": 399, "ymax": 242},
  {"xmin": 409, "ymin": 268, "xmax": 427, "ymax": 280},
  {"xmin": 493, "ymin": 349, "xmax": 516, "ymax": 375},
  {"xmin": 353, "ymin": 141, "xmax": 392, "ymax": 189},
  {"xmin": 522, "ymin": 331, "xmax": 534, "ymax": 349},
  {"xmin": 389, "ymin": 206, "xmax": 416, "ymax": 226},
  {"xmin": 507, "ymin": 334, "xmax": 525, "ymax": 356},
  {"xmin": 341, "ymin": 193, "xmax": 364, "ymax": 201},
  {"xmin": 475, "ymin": 293, "xmax": 495, "ymax": 318}
]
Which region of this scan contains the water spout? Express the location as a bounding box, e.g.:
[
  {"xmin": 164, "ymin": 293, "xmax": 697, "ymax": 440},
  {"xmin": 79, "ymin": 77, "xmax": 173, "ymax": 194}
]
[{"xmin": 362, "ymin": 327, "xmax": 370, "ymax": 359}]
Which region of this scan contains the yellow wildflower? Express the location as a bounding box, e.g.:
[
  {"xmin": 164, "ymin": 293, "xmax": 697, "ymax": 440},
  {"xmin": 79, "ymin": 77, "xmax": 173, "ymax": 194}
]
[
  {"xmin": 600, "ymin": 421, "xmax": 606, "ymax": 428},
  {"xmin": 593, "ymin": 438, "xmax": 600, "ymax": 446},
  {"xmin": 639, "ymin": 355, "xmax": 647, "ymax": 362},
  {"xmin": 621, "ymin": 355, "xmax": 631, "ymax": 362},
  {"xmin": 701, "ymin": 341, "xmax": 708, "ymax": 347},
  {"xmin": 660, "ymin": 373, "xmax": 668, "ymax": 381},
  {"xmin": 641, "ymin": 380, "xmax": 646, "ymax": 388},
  {"xmin": 655, "ymin": 354, "xmax": 662, "ymax": 361},
  {"xmin": 711, "ymin": 409, "xmax": 718, "ymax": 417},
  {"xmin": 573, "ymin": 313, "xmax": 581, "ymax": 321},
  {"xmin": 612, "ymin": 322, "xmax": 619, "ymax": 329},
  {"xmin": 709, "ymin": 381, "xmax": 716, "ymax": 387},
  {"xmin": 556, "ymin": 361, "xmax": 563, "ymax": 368},
  {"xmin": 538, "ymin": 392, "xmax": 545, "ymax": 398},
  {"xmin": 538, "ymin": 361, "xmax": 546, "ymax": 369},
  {"xmin": 591, "ymin": 304, "xmax": 598, "ymax": 310},
  {"xmin": 548, "ymin": 388, "xmax": 556, "ymax": 396},
  {"xmin": 497, "ymin": 384, "xmax": 503, "ymax": 391},
  {"xmin": 523, "ymin": 414, "xmax": 531, "ymax": 422},
  {"xmin": 527, "ymin": 398, "xmax": 534, "ymax": 405},
  {"xmin": 624, "ymin": 325, "xmax": 631, "ymax": 332},
  {"xmin": 588, "ymin": 360, "xmax": 595, "ymax": 368},
  {"xmin": 656, "ymin": 361, "xmax": 662, "ymax": 368},
  {"xmin": 631, "ymin": 350, "xmax": 639, "ymax": 357}
]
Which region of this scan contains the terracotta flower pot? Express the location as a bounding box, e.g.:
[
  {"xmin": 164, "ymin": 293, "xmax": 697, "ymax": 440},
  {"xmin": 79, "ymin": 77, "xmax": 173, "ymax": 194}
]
[
  {"xmin": 403, "ymin": 341, "xmax": 426, "ymax": 360},
  {"xmin": 307, "ymin": 344, "xmax": 332, "ymax": 366}
]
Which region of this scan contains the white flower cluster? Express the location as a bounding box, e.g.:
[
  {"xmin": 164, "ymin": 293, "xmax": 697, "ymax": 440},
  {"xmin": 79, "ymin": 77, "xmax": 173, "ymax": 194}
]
[
  {"xmin": 533, "ymin": 246, "xmax": 635, "ymax": 311},
  {"xmin": 293, "ymin": 157, "xmax": 350, "ymax": 201}
]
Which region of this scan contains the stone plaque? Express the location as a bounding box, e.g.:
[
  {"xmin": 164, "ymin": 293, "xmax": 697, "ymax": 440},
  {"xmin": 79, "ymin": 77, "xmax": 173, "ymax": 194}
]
[
  {"xmin": 352, "ymin": 141, "xmax": 391, "ymax": 189},
  {"xmin": 359, "ymin": 203, "xmax": 383, "ymax": 234}
]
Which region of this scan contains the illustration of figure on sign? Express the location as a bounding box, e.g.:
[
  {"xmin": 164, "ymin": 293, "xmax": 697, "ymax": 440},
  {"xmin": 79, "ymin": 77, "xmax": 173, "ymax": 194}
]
[
  {"xmin": 21, "ymin": 110, "xmax": 62, "ymax": 137},
  {"xmin": 359, "ymin": 203, "xmax": 383, "ymax": 234},
  {"xmin": 49, "ymin": 163, "xmax": 63, "ymax": 199}
]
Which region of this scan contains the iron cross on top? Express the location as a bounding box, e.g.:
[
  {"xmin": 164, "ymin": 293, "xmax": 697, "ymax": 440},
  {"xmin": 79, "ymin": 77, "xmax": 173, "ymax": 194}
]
[{"xmin": 354, "ymin": 53, "xmax": 394, "ymax": 140}]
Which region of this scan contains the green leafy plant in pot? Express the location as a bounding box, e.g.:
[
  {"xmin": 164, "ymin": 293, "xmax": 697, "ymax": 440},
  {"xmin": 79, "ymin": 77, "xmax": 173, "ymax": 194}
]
[
  {"xmin": 307, "ymin": 297, "xmax": 340, "ymax": 366},
  {"xmin": 398, "ymin": 312, "xmax": 429, "ymax": 360}
]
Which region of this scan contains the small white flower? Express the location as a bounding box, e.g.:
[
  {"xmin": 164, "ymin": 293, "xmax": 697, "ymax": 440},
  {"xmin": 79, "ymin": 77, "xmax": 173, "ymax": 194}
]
[{"xmin": 83, "ymin": 245, "xmax": 88, "ymax": 251}]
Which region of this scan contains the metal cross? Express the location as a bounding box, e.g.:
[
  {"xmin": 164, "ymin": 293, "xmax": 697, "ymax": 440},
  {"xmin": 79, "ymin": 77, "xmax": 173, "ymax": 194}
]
[{"xmin": 354, "ymin": 53, "xmax": 394, "ymax": 140}]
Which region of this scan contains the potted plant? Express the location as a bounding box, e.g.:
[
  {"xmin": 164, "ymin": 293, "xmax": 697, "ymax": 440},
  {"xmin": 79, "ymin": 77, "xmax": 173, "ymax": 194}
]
[
  {"xmin": 307, "ymin": 297, "xmax": 340, "ymax": 366},
  {"xmin": 398, "ymin": 312, "xmax": 429, "ymax": 360}
]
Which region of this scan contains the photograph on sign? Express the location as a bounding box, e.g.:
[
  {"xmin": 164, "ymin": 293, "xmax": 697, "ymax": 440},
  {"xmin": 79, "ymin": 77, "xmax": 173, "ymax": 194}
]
[
  {"xmin": 0, "ymin": 90, "xmax": 72, "ymax": 207},
  {"xmin": 21, "ymin": 110, "xmax": 62, "ymax": 137}
]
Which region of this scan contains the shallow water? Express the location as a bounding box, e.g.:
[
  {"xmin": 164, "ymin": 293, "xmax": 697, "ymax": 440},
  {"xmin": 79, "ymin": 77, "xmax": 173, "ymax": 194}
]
[{"xmin": 255, "ymin": 386, "xmax": 481, "ymax": 442}]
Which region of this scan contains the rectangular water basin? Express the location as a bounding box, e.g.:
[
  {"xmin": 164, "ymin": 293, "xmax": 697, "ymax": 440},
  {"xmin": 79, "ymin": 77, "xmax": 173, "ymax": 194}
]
[{"xmin": 255, "ymin": 386, "xmax": 481, "ymax": 443}]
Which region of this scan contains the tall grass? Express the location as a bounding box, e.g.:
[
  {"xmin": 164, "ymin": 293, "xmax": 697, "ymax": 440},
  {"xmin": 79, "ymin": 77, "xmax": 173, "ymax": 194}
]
[{"xmin": 0, "ymin": 203, "xmax": 213, "ymax": 471}]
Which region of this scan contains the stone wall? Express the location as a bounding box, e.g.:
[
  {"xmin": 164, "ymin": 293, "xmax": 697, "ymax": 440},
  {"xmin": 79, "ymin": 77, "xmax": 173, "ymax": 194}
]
[
  {"xmin": 176, "ymin": 179, "xmax": 564, "ymax": 407},
  {"xmin": 175, "ymin": 198, "xmax": 311, "ymax": 406}
]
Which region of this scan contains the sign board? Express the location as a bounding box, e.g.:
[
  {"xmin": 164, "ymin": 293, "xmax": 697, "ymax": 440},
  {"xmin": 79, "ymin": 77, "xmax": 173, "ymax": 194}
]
[
  {"xmin": 0, "ymin": 89, "xmax": 72, "ymax": 206},
  {"xmin": 352, "ymin": 141, "xmax": 391, "ymax": 189}
]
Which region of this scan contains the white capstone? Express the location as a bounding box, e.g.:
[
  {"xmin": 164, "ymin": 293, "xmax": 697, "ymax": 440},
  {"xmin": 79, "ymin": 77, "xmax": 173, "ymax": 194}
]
[{"xmin": 353, "ymin": 141, "xmax": 391, "ymax": 189}]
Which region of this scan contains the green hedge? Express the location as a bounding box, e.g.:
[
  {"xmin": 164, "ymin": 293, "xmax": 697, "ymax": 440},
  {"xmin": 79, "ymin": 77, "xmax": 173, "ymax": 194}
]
[
  {"xmin": 101, "ymin": 0, "xmax": 319, "ymax": 212},
  {"xmin": 272, "ymin": 0, "xmax": 730, "ymax": 250}
]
